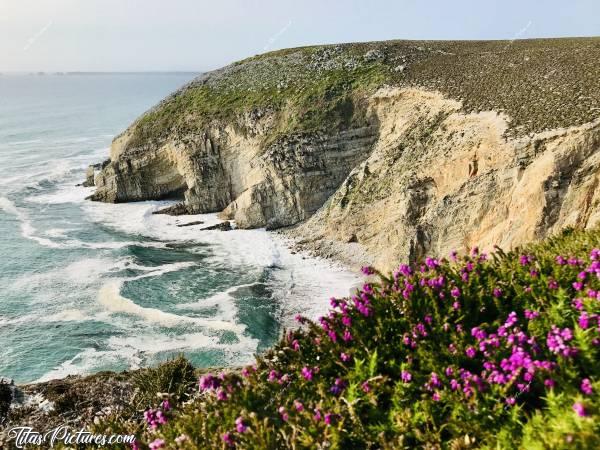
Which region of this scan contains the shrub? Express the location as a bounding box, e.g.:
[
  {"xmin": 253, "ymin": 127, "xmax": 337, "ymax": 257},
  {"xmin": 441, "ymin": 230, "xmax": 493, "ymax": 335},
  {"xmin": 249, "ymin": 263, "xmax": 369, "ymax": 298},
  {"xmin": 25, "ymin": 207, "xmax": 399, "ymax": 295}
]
[{"xmin": 113, "ymin": 228, "xmax": 600, "ymax": 449}]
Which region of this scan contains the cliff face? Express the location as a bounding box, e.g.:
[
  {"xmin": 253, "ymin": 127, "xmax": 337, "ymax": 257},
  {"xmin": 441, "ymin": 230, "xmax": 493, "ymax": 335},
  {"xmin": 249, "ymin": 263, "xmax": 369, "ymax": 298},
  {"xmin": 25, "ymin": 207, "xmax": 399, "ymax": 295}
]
[{"xmin": 90, "ymin": 38, "xmax": 600, "ymax": 269}]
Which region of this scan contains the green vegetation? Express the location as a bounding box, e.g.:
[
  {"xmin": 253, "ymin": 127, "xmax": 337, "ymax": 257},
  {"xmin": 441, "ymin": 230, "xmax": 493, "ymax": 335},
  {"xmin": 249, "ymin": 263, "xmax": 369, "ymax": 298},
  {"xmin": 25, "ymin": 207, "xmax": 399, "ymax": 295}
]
[
  {"xmin": 126, "ymin": 38, "xmax": 600, "ymax": 152},
  {"xmin": 93, "ymin": 227, "xmax": 600, "ymax": 449}
]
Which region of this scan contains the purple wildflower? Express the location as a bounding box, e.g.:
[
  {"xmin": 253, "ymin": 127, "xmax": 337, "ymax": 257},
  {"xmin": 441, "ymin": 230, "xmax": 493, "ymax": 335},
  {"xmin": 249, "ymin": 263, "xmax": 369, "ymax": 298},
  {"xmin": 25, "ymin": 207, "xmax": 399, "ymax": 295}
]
[
  {"xmin": 581, "ymin": 378, "xmax": 593, "ymax": 395},
  {"xmin": 361, "ymin": 266, "xmax": 375, "ymax": 275},
  {"xmin": 301, "ymin": 366, "xmax": 314, "ymax": 381},
  {"xmin": 222, "ymin": 432, "xmax": 234, "ymax": 446},
  {"xmin": 573, "ymin": 402, "xmax": 587, "ymax": 417},
  {"xmin": 235, "ymin": 416, "xmax": 248, "ymax": 433},
  {"xmin": 149, "ymin": 439, "xmax": 165, "ymax": 450}
]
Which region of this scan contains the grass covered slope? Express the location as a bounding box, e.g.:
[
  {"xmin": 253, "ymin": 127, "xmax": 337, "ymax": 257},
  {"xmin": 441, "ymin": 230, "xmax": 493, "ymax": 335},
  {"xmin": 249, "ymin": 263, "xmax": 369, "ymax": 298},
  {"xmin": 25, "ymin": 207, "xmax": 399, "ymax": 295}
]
[
  {"xmin": 95, "ymin": 228, "xmax": 600, "ymax": 449},
  {"xmin": 126, "ymin": 37, "xmax": 600, "ymax": 153}
]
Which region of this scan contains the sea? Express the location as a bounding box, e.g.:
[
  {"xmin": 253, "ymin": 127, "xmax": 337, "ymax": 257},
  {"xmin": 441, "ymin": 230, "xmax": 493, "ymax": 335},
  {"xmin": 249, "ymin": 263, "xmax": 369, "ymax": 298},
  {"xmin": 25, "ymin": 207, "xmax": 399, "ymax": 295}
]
[{"xmin": 0, "ymin": 73, "xmax": 359, "ymax": 384}]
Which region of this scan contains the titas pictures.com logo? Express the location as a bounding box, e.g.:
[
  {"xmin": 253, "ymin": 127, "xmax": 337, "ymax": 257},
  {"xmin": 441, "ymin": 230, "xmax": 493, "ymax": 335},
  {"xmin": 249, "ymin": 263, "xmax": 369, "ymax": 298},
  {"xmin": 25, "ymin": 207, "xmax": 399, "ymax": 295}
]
[{"xmin": 7, "ymin": 426, "xmax": 136, "ymax": 448}]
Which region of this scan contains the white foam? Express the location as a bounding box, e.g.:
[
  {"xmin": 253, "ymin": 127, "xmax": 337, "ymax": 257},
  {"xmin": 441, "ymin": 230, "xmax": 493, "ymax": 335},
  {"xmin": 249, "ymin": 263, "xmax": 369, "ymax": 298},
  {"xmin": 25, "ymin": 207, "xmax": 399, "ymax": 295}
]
[
  {"xmin": 35, "ymin": 347, "xmax": 143, "ymax": 383},
  {"xmin": 176, "ymin": 282, "xmax": 263, "ymax": 322},
  {"xmin": 0, "ymin": 196, "xmax": 63, "ymax": 248},
  {"xmin": 43, "ymin": 309, "xmax": 88, "ymax": 322},
  {"xmin": 26, "ymin": 184, "xmax": 94, "ymax": 205},
  {"xmin": 98, "ymin": 280, "xmax": 245, "ymax": 332},
  {"xmin": 35, "ymin": 328, "xmax": 259, "ymax": 383}
]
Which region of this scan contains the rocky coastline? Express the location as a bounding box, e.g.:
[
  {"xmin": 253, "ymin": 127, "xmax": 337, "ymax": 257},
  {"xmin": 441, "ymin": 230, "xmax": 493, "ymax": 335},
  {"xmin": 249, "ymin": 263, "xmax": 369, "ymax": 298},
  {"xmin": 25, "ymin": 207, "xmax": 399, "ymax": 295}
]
[{"xmin": 85, "ymin": 38, "xmax": 600, "ymax": 272}]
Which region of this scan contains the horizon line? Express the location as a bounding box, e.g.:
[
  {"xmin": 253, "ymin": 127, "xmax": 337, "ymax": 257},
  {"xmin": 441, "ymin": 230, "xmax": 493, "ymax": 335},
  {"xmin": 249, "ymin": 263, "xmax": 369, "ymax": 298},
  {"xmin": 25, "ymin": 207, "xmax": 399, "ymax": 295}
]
[{"xmin": 0, "ymin": 70, "xmax": 203, "ymax": 75}]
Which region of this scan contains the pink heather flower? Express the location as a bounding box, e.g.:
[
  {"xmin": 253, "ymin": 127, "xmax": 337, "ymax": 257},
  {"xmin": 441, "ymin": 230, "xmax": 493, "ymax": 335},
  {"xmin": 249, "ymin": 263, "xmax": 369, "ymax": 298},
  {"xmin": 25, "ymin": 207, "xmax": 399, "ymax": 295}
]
[
  {"xmin": 313, "ymin": 409, "xmax": 322, "ymax": 421},
  {"xmin": 591, "ymin": 248, "xmax": 600, "ymax": 260},
  {"xmin": 235, "ymin": 416, "xmax": 248, "ymax": 433},
  {"xmin": 361, "ymin": 381, "xmax": 371, "ymax": 392},
  {"xmin": 216, "ymin": 388, "xmax": 228, "ymax": 401},
  {"xmin": 451, "ymin": 287, "xmax": 461, "ymax": 298},
  {"xmin": 505, "ymin": 397, "xmax": 516, "ymax": 406},
  {"xmin": 343, "ymin": 330, "xmax": 353, "ymax": 342},
  {"xmin": 548, "ymin": 279, "xmax": 559, "ymax": 289},
  {"xmin": 324, "ymin": 413, "xmax": 335, "ymax": 425},
  {"xmin": 519, "ymin": 255, "xmax": 531, "ymax": 266},
  {"xmin": 493, "ymin": 287, "xmax": 503, "ymax": 298},
  {"xmin": 544, "ymin": 378, "xmax": 556, "ymax": 388},
  {"xmin": 445, "ymin": 367, "xmax": 454, "ymax": 377},
  {"xmin": 581, "ymin": 378, "xmax": 593, "ymax": 395},
  {"xmin": 342, "ymin": 315, "xmax": 352, "ymax": 327},
  {"xmin": 578, "ymin": 271, "xmax": 587, "ymax": 280},
  {"xmin": 465, "ymin": 346, "xmax": 476, "ymax": 358},
  {"xmin": 555, "ymin": 255, "xmax": 567, "ymax": 265},
  {"xmin": 294, "ymin": 314, "xmax": 304, "ymax": 322},
  {"xmin": 294, "ymin": 400, "xmax": 304, "ymax": 411},
  {"xmin": 573, "ymin": 402, "xmax": 587, "ymax": 417},
  {"xmin": 149, "ymin": 439, "xmax": 165, "ymax": 450},
  {"xmin": 505, "ymin": 311, "xmax": 518, "ymax": 327},
  {"xmin": 131, "ymin": 440, "xmax": 141, "ymax": 450},
  {"xmin": 471, "ymin": 327, "xmax": 487, "ymax": 340},
  {"xmin": 425, "ymin": 257, "xmax": 439, "ymax": 269},
  {"xmin": 328, "ymin": 331, "xmax": 337, "ymax": 342},
  {"xmin": 361, "ymin": 266, "xmax": 375, "ymax": 275},
  {"xmin": 524, "ymin": 309, "xmax": 540, "ymax": 320},
  {"xmin": 222, "ymin": 432, "xmax": 234, "ymax": 446},
  {"xmin": 452, "ymin": 301, "xmax": 461, "ymax": 310},
  {"xmin": 292, "ymin": 339, "xmax": 300, "ymax": 351},
  {"xmin": 301, "ymin": 366, "xmax": 313, "ymax": 381},
  {"xmin": 448, "ymin": 343, "xmax": 457, "ymax": 354},
  {"xmin": 401, "ymin": 370, "xmax": 412, "ymax": 383},
  {"xmin": 340, "ymin": 352, "xmax": 351, "ymax": 362},
  {"xmin": 429, "ymin": 372, "xmax": 441, "ymax": 388},
  {"xmin": 278, "ymin": 406, "xmax": 289, "ymax": 422},
  {"xmin": 432, "ymin": 392, "xmax": 441, "ymax": 401},
  {"xmin": 161, "ymin": 399, "xmax": 171, "ymax": 411},
  {"xmin": 424, "ymin": 314, "xmax": 433, "ymax": 324},
  {"xmin": 450, "ymin": 250, "xmax": 458, "ymax": 261},
  {"xmin": 572, "ymin": 298, "xmax": 584, "ymax": 310},
  {"xmin": 573, "ymin": 281, "xmax": 584, "ymax": 291},
  {"xmin": 156, "ymin": 410, "xmax": 167, "ymax": 425},
  {"xmin": 471, "ymin": 246, "xmax": 479, "ymax": 256},
  {"xmin": 199, "ymin": 374, "xmax": 220, "ymax": 391},
  {"xmin": 578, "ymin": 312, "xmax": 590, "ymax": 329}
]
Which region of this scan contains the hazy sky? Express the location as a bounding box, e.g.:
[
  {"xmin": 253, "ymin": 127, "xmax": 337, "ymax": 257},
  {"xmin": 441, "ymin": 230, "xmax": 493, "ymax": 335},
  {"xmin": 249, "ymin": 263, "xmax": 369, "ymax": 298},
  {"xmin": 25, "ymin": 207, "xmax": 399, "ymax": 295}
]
[{"xmin": 1, "ymin": 0, "xmax": 598, "ymax": 72}]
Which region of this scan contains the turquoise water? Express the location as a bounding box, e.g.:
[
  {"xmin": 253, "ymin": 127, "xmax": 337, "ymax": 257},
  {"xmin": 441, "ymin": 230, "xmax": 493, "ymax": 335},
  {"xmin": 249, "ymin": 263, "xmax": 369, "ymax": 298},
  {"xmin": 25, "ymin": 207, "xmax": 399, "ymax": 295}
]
[{"xmin": 0, "ymin": 74, "xmax": 358, "ymax": 383}]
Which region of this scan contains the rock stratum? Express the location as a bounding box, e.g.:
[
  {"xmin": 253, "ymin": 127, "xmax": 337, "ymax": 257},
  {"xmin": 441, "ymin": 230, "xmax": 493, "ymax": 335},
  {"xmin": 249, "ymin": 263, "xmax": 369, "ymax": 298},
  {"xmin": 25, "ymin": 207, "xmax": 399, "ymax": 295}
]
[{"xmin": 89, "ymin": 38, "xmax": 600, "ymax": 271}]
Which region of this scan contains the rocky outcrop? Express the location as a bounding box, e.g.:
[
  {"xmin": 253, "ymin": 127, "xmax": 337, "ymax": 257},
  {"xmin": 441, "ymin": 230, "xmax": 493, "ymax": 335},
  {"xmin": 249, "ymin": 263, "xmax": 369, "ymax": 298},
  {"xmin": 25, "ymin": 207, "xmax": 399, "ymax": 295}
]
[
  {"xmin": 89, "ymin": 38, "xmax": 600, "ymax": 270},
  {"xmin": 285, "ymin": 88, "xmax": 600, "ymax": 271}
]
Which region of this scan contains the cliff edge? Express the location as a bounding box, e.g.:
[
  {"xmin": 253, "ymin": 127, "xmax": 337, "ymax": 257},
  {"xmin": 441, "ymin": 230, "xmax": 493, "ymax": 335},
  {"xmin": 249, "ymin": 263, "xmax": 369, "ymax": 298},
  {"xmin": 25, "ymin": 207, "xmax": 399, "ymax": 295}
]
[{"xmin": 89, "ymin": 38, "xmax": 600, "ymax": 270}]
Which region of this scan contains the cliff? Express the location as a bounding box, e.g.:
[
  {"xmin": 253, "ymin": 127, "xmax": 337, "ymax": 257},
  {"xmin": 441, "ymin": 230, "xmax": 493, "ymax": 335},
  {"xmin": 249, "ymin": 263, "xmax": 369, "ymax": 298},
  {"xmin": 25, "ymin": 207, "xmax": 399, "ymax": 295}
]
[{"xmin": 89, "ymin": 38, "xmax": 600, "ymax": 270}]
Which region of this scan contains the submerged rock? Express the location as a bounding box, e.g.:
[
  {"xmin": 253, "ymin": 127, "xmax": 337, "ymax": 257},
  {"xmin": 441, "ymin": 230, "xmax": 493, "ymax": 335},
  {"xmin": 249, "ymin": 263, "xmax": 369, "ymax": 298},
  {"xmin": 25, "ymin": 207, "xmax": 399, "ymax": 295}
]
[{"xmin": 201, "ymin": 221, "xmax": 232, "ymax": 231}]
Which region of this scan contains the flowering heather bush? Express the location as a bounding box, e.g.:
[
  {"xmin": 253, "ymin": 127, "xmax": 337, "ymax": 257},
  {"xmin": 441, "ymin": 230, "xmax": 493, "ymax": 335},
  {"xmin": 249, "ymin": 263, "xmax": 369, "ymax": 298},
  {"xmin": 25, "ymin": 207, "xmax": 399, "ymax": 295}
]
[{"xmin": 100, "ymin": 228, "xmax": 600, "ymax": 449}]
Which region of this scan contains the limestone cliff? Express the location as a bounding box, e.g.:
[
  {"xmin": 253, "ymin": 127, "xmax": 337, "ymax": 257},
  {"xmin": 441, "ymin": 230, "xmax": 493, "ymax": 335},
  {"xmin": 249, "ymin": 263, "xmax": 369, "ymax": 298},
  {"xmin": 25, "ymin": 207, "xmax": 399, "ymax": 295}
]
[{"xmin": 90, "ymin": 38, "xmax": 600, "ymax": 270}]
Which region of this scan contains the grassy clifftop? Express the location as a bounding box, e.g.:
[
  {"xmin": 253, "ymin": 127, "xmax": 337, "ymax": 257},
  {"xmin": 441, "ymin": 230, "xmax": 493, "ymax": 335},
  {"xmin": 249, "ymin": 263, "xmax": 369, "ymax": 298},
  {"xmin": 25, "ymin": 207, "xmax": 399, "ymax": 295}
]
[
  {"xmin": 127, "ymin": 38, "xmax": 600, "ymax": 151},
  {"xmin": 81, "ymin": 227, "xmax": 600, "ymax": 449}
]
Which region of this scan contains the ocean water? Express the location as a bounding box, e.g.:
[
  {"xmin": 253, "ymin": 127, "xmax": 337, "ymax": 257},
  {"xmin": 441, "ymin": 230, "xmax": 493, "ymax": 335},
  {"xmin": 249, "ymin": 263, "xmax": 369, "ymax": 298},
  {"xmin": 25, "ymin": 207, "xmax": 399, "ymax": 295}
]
[{"xmin": 0, "ymin": 74, "xmax": 360, "ymax": 384}]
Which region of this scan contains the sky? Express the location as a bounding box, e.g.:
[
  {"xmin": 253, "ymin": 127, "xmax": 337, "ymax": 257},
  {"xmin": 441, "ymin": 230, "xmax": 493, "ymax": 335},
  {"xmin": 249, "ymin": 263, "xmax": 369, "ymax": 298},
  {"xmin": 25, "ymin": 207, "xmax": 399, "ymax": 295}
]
[{"xmin": 1, "ymin": 0, "xmax": 598, "ymax": 72}]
